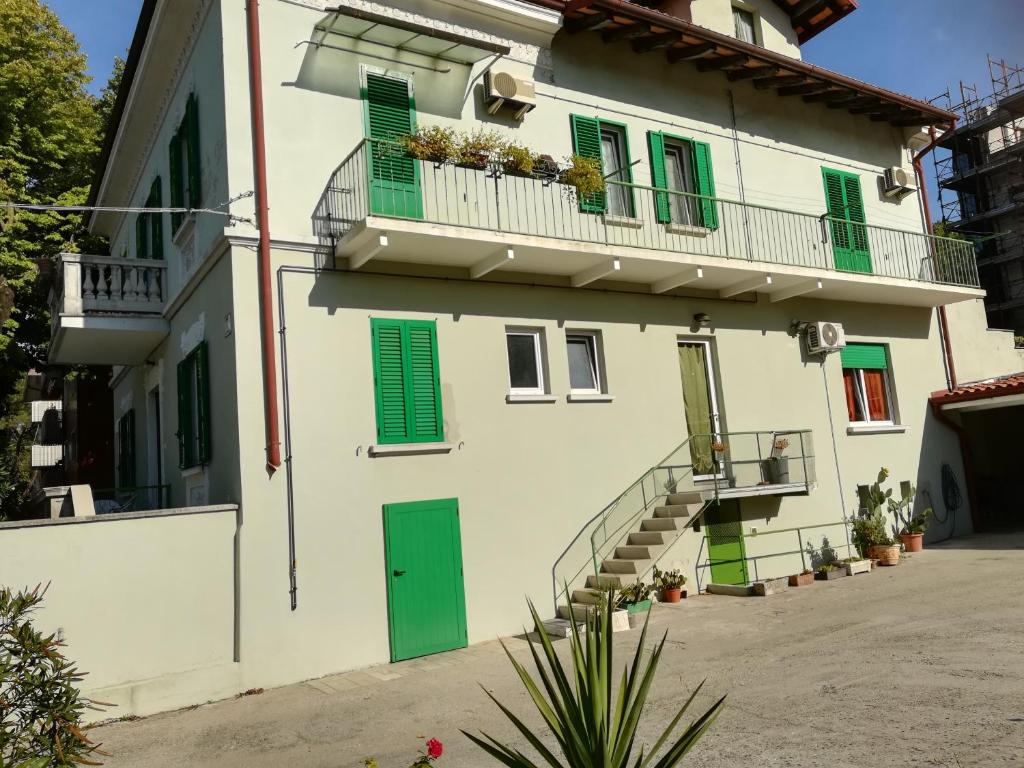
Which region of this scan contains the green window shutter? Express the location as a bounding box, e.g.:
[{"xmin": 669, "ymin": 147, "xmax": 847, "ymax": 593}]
[
  {"xmin": 840, "ymin": 343, "xmax": 888, "ymax": 370},
  {"xmin": 822, "ymin": 167, "xmax": 872, "ymax": 273},
  {"xmin": 169, "ymin": 131, "xmax": 184, "ymax": 232},
  {"xmin": 406, "ymin": 321, "xmax": 443, "ymax": 441},
  {"xmin": 176, "ymin": 358, "xmax": 192, "ymax": 468},
  {"xmin": 195, "ymin": 340, "xmax": 212, "ymax": 463},
  {"xmin": 363, "ymin": 73, "xmax": 421, "ymax": 219},
  {"xmin": 135, "ymin": 213, "xmax": 149, "ymax": 259},
  {"xmin": 372, "ymin": 319, "xmax": 410, "ymax": 443},
  {"xmin": 570, "ymin": 114, "xmax": 606, "ymax": 214},
  {"xmin": 647, "ymin": 131, "xmax": 671, "ymax": 224},
  {"xmin": 842, "ymin": 173, "xmax": 870, "ymax": 259},
  {"xmin": 186, "ymin": 94, "xmax": 202, "ymax": 209},
  {"xmin": 371, "ymin": 318, "xmax": 444, "ymax": 444},
  {"xmin": 692, "ymin": 141, "xmax": 719, "ymax": 229},
  {"xmin": 149, "ymin": 177, "xmax": 164, "ymax": 260}
]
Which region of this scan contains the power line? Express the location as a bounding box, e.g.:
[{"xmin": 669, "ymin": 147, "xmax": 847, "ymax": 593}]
[{"xmin": 0, "ymin": 191, "xmax": 256, "ymax": 226}]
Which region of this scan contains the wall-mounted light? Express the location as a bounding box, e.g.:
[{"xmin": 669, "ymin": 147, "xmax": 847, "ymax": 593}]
[{"xmin": 694, "ymin": 312, "xmax": 711, "ymax": 327}]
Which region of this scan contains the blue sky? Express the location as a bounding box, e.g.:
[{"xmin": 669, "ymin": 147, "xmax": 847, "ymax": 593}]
[{"xmin": 48, "ymin": 0, "xmax": 1023, "ymax": 211}]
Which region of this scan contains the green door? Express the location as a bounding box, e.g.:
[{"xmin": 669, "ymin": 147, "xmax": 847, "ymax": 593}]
[
  {"xmin": 822, "ymin": 167, "xmax": 871, "ymax": 274},
  {"xmin": 363, "ymin": 72, "xmax": 423, "ymax": 219},
  {"xmin": 705, "ymin": 501, "xmax": 748, "ymax": 586},
  {"xmin": 383, "ymin": 498, "xmax": 467, "ymax": 661}
]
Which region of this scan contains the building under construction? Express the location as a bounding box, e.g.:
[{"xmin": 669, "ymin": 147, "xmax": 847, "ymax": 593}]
[{"xmin": 935, "ymin": 57, "xmax": 1024, "ymax": 334}]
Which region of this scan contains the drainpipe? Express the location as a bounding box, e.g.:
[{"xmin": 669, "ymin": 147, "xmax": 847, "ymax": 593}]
[
  {"xmin": 928, "ymin": 399, "xmax": 980, "ymax": 532},
  {"xmin": 912, "ymin": 120, "xmax": 958, "ymax": 390},
  {"xmin": 246, "ymin": 0, "xmax": 282, "ymax": 470}
]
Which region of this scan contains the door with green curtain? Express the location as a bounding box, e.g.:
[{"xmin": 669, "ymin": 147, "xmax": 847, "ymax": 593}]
[
  {"xmin": 705, "ymin": 501, "xmax": 749, "ymax": 586},
  {"xmin": 678, "ymin": 341, "xmax": 722, "ymax": 479}
]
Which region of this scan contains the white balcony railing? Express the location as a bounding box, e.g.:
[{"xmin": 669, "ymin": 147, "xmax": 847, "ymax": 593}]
[{"xmin": 52, "ymin": 253, "xmax": 167, "ymax": 318}]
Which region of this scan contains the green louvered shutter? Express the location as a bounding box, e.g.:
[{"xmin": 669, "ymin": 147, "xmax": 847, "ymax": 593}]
[
  {"xmin": 647, "ymin": 131, "xmax": 671, "ymax": 224},
  {"xmin": 693, "ymin": 141, "xmax": 719, "ymax": 229},
  {"xmin": 186, "ymin": 94, "xmax": 202, "ymax": 209},
  {"xmin": 570, "ymin": 114, "xmax": 606, "ymax": 214},
  {"xmin": 136, "ymin": 213, "xmax": 149, "ymax": 259},
  {"xmin": 363, "ymin": 73, "xmax": 422, "ymax": 219},
  {"xmin": 842, "ymin": 173, "xmax": 871, "ymax": 273},
  {"xmin": 372, "ymin": 319, "xmax": 411, "ymax": 443},
  {"xmin": 169, "ymin": 130, "xmax": 184, "ymax": 232},
  {"xmin": 149, "ymin": 177, "xmax": 164, "ymax": 260},
  {"xmin": 407, "ymin": 321, "xmax": 443, "ymax": 442},
  {"xmin": 177, "ymin": 357, "xmax": 192, "ymax": 468},
  {"xmin": 195, "ymin": 341, "xmax": 211, "ymax": 463},
  {"xmin": 841, "ymin": 343, "xmax": 887, "ymax": 369}
]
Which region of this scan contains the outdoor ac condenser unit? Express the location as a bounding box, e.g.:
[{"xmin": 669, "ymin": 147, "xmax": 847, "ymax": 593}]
[
  {"xmin": 882, "ymin": 166, "xmax": 917, "ymax": 199},
  {"xmin": 806, "ymin": 321, "xmax": 847, "ymax": 355},
  {"xmin": 484, "ymin": 70, "xmax": 536, "ymax": 120}
]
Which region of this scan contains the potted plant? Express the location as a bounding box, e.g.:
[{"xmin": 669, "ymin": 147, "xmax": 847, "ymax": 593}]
[
  {"xmin": 814, "ymin": 563, "xmax": 846, "ymax": 581},
  {"xmin": 455, "ymin": 129, "xmax": 503, "ymax": 169},
  {"xmin": 899, "ymin": 508, "xmax": 932, "ymax": 552},
  {"xmin": 498, "ymin": 140, "xmax": 537, "ymax": 177},
  {"xmin": 788, "ymin": 569, "xmax": 814, "ymax": 587},
  {"xmin": 557, "ymin": 154, "xmax": 605, "ymax": 199},
  {"xmin": 766, "ymin": 437, "xmax": 790, "ymax": 484},
  {"xmin": 653, "ymin": 566, "xmax": 686, "ymax": 603},
  {"xmin": 398, "ymin": 125, "xmax": 457, "ymax": 164},
  {"xmin": 615, "ymin": 581, "xmax": 653, "ymax": 628},
  {"xmin": 843, "ymin": 556, "xmax": 871, "ymax": 576}
]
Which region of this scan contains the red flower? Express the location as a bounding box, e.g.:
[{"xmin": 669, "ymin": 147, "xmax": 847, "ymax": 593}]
[{"xmin": 426, "ymin": 739, "xmax": 443, "ymax": 760}]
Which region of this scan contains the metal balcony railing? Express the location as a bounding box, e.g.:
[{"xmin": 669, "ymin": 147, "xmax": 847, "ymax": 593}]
[
  {"xmin": 51, "ymin": 253, "xmax": 167, "ymax": 320},
  {"xmin": 318, "ymin": 139, "xmax": 981, "ymax": 289}
]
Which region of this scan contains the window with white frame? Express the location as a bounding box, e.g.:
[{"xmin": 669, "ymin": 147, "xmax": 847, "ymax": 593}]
[
  {"xmin": 841, "ymin": 343, "xmax": 896, "ymax": 425},
  {"xmin": 506, "ymin": 329, "xmax": 546, "ymax": 395},
  {"xmin": 566, "ymin": 332, "xmax": 603, "ymax": 394}
]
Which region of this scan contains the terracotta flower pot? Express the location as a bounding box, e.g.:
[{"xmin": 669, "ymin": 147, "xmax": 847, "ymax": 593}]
[
  {"xmin": 875, "ymin": 544, "xmax": 901, "ymax": 566},
  {"xmin": 900, "ymin": 532, "xmax": 924, "ymax": 552},
  {"xmin": 661, "ymin": 587, "xmax": 682, "ymax": 603},
  {"xmin": 788, "ymin": 572, "xmax": 814, "ymax": 587}
]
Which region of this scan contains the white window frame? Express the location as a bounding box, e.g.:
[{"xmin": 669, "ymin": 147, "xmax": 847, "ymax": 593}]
[
  {"xmin": 846, "ymin": 367, "xmax": 897, "ymax": 427},
  {"xmin": 566, "ymin": 331, "xmax": 603, "ymax": 395},
  {"xmin": 506, "ymin": 329, "xmax": 546, "ymax": 396},
  {"xmin": 731, "ymin": 2, "xmax": 760, "ymax": 45}
]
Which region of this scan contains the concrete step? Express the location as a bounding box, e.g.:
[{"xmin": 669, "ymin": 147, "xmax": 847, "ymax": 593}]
[
  {"xmin": 654, "ymin": 504, "xmax": 694, "ymax": 518},
  {"xmin": 540, "ymin": 618, "xmax": 585, "ymax": 638},
  {"xmin": 641, "ymin": 516, "xmax": 681, "ymax": 532},
  {"xmin": 557, "ymin": 602, "xmax": 598, "ymax": 621},
  {"xmin": 601, "ymin": 558, "xmax": 652, "ymax": 575},
  {"xmin": 628, "ymin": 530, "xmax": 666, "ymax": 546},
  {"xmin": 615, "ymin": 544, "xmax": 658, "ymax": 560},
  {"xmin": 666, "ymin": 491, "xmax": 704, "ymax": 506},
  {"xmin": 586, "ymin": 572, "xmax": 629, "ymax": 589},
  {"xmin": 572, "ymin": 588, "xmax": 606, "ymax": 605}
]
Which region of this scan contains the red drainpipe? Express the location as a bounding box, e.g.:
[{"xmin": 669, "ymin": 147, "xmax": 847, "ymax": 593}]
[
  {"xmin": 246, "ymin": 0, "xmax": 282, "ymax": 470},
  {"xmin": 912, "ymin": 119, "xmax": 959, "ymax": 391}
]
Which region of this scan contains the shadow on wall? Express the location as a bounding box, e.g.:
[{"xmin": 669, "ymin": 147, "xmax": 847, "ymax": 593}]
[{"xmin": 915, "ymin": 404, "xmax": 972, "ymax": 543}]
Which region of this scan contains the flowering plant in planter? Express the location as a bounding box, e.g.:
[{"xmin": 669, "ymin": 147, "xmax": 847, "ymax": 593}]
[
  {"xmin": 365, "ymin": 738, "xmax": 443, "ymax": 768},
  {"xmin": 557, "ymin": 154, "xmax": 605, "ymax": 198},
  {"xmin": 399, "ymin": 126, "xmax": 458, "ymax": 164},
  {"xmin": 498, "ymin": 141, "xmax": 537, "ymax": 176},
  {"xmin": 455, "ymin": 129, "xmax": 503, "ymax": 169}
]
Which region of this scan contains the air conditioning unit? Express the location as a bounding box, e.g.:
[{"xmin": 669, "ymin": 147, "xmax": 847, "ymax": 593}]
[
  {"xmin": 882, "ymin": 166, "xmax": 917, "ymax": 199},
  {"xmin": 484, "ymin": 70, "xmax": 536, "ymax": 121},
  {"xmin": 806, "ymin": 321, "xmax": 847, "ymax": 355}
]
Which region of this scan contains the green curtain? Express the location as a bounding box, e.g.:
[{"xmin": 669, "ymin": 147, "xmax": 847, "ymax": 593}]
[{"xmin": 679, "ymin": 345, "xmax": 713, "ymax": 475}]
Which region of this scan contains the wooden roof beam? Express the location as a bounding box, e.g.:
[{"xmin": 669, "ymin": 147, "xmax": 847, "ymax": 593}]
[
  {"xmin": 848, "ymin": 100, "xmax": 888, "ymax": 114},
  {"xmin": 803, "ymin": 89, "xmax": 854, "ymax": 103},
  {"xmin": 825, "ymin": 93, "xmax": 872, "ymax": 109},
  {"xmin": 778, "ymin": 82, "xmax": 834, "ymax": 97},
  {"xmin": 666, "ymin": 41, "xmax": 717, "ymax": 63},
  {"xmin": 564, "ymin": 11, "xmax": 611, "ymax": 33},
  {"xmin": 695, "ymin": 53, "xmax": 748, "ymax": 72},
  {"xmin": 753, "ymin": 74, "xmax": 808, "ymax": 90},
  {"xmin": 727, "ymin": 65, "xmax": 779, "ymax": 82},
  {"xmin": 892, "ymin": 114, "xmax": 930, "ymax": 127},
  {"xmin": 870, "ymin": 108, "xmax": 916, "ymax": 122},
  {"xmin": 601, "ymin": 22, "xmax": 650, "ymax": 43},
  {"xmin": 631, "ymin": 31, "xmax": 679, "ymax": 53}
]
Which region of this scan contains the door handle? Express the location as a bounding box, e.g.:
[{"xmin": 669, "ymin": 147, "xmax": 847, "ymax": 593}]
[{"xmin": 393, "ymin": 569, "xmax": 406, "ymax": 577}]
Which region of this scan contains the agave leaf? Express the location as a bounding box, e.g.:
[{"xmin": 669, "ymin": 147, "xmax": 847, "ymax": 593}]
[
  {"xmin": 462, "ymin": 730, "xmax": 545, "ymax": 768},
  {"xmin": 478, "ymin": 686, "xmax": 566, "ymax": 768}
]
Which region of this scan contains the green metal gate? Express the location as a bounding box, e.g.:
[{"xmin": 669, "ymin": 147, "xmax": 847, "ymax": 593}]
[
  {"xmin": 705, "ymin": 501, "xmax": 749, "ymax": 586},
  {"xmin": 383, "ymin": 498, "xmax": 467, "ymax": 661}
]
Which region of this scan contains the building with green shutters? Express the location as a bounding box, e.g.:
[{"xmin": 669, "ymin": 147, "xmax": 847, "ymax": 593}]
[{"xmin": 18, "ymin": 0, "xmax": 1024, "ymax": 717}]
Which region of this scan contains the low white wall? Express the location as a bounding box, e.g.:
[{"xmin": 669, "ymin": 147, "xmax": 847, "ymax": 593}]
[{"xmin": 0, "ymin": 505, "xmax": 240, "ymax": 716}]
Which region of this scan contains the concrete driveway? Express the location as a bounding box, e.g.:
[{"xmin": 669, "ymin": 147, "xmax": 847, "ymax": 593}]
[{"xmin": 94, "ymin": 533, "xmax": 1024, "ymax": 768}]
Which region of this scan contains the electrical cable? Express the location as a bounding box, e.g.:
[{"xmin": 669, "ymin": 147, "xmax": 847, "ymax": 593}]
[{"xmin": 0, "ymin": 190, "xmax": 256, "ymax": 225}]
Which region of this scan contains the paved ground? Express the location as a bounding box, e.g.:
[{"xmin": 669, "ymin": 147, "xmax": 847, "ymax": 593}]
[{"xmin": 94, "ymin": 533, "xmax": 1024, "ymax": 768}]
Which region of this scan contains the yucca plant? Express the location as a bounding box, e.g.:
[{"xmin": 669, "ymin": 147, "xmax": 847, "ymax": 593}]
[{"xmin": 463, "ymin": 592, "xmax": 725, "ymax": 768}]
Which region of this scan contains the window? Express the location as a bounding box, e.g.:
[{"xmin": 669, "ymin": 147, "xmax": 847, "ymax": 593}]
[
  {"xmin": 169, "ymin": 93, "xmax": 201, "ymax": 234},
  {"xmin": 841, "ymin": 344, "xmax": 895, "ymax": 425},
  {"xmin": 570, "ymin": 115, "xmax": 635, "ymax": 216},
  {"xmin": 648, "ymin": 132, "xmax": 718, "ymax": 228},
  {"xmin": 506, "ymin": 329, "xmax": 546, "ymax": 395},
  {"xmin": 176, "ymin": 340, "xmax": 211, "ymax": 468},
  {"xmin": 136, "ymin": 177, "xmax": 164, "ymax": 260},
  {"xmin": 732, "ymin": 5, "xmax": 757, "ymax": 44},
  {"xmin": 566, "ymin": 332, "xmax": 603, "ymax": 394},
  {"xmin": 117, "ymin": 409, "xmax": 136, "ymax": 487},
  {"xmin": 822, "ymin": 167, "xmax": 870, "ymax": 274},
  {"xmin": 371, "ymin": 318, "xmax": 444, "ymax": 444}
]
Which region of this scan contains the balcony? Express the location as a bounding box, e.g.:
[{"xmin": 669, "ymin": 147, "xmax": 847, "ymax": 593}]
[
  {"xmin": 49, "ymin": 253, "xmax": 169, "ymax": 365},
  {"xmin": 316, "ymin": 140, "xmax": 982, "ymax": 308}
]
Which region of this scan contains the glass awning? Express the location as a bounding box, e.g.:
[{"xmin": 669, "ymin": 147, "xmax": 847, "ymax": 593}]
[{"xmin": 318, "ymin": 7, "xmax": 510, "ymax": 71}]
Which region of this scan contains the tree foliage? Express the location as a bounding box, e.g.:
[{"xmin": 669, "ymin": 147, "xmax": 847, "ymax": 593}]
[{"xmin": 0, "ymin": 585, "xmax": 106, "ymax": 766}]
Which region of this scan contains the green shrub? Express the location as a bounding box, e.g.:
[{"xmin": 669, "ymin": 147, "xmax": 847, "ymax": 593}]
[{"xmin": 558, "ymin": 154, "xmax": 605, "ymax": 199}]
